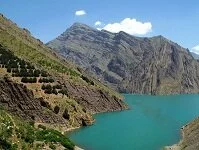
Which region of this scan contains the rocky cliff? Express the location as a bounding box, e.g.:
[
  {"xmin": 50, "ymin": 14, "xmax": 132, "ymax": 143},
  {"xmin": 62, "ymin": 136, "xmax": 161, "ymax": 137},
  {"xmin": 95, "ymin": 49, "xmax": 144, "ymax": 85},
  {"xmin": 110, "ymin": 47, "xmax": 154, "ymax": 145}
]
[{"xmin": 47, "ymin": 23, "xmax": 199, "ymax": 95}]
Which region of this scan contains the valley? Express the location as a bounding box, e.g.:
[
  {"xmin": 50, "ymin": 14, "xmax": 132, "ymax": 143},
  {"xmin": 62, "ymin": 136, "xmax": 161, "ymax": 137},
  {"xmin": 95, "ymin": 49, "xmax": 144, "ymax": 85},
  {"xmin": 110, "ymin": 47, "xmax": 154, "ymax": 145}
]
[{"xmin": 0, "ymin": 1, "xmax": 199, "ymax": 149}]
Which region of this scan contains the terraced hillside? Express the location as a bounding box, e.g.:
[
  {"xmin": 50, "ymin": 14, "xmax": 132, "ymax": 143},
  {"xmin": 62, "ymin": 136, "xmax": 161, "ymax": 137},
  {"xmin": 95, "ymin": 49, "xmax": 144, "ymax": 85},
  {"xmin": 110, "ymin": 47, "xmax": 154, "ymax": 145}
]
[{"xmin": 0, "ymin": 13, "xmax": 127, "ymax": 135}]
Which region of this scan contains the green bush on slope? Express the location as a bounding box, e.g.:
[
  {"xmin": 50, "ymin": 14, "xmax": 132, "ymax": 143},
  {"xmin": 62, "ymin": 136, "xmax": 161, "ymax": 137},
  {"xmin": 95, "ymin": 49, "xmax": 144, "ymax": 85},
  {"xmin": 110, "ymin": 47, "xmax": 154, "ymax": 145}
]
[{"xmin": 0, "ymin": 109, "xmax": 75, "ymax": 150}]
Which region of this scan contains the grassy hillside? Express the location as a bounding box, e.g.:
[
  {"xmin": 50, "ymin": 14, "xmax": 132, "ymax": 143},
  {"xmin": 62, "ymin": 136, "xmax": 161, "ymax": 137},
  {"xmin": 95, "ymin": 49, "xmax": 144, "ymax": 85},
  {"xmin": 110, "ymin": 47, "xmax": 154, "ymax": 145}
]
[
  {"xmin": 0, "ymin": 13, "xmax": 127, "ymax": 137},
  {"xmin": 0, "ymin": 109, "xmax": 74, "ymax": 150},
  {"xmin": 0, "ymin": 14, "xmax": 121, "ymax": 99}
]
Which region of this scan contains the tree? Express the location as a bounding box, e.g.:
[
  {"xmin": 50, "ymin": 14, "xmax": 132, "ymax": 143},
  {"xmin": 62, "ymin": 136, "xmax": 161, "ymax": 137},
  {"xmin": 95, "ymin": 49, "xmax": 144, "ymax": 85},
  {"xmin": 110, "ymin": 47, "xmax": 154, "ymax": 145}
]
[
  {"xmin": 21, "ymin": 77, "xmax": 28, "ymax": 83},
  {"xmin": 33, "ymin": 69, "xmax": 40, "ymax": 77},
  {"xmin": 7, "ymin": 68, "xmax": 11, "ymax": 73},
  {"xmin": 41, "ymin": 71, "xmax": 48, "ymax": 77}
]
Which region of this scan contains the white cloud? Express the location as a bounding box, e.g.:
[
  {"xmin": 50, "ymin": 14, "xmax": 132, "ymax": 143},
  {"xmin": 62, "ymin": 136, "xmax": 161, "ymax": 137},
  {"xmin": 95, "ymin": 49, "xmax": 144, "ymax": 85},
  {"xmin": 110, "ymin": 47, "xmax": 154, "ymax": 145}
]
[
  {"xmin": 100, "ymin": 18, "xmax": 152, "ymax": 35},
  {"xmin": 191, "ymin": 45, "xmax": 199, "ymax": 55},
  {"xmin": 75, "ymin": 10, "xmax": 86, "ymax": 16},
  {"xmin": 95, "ymin": 21, "xmax": 102, "ymax": 26}
]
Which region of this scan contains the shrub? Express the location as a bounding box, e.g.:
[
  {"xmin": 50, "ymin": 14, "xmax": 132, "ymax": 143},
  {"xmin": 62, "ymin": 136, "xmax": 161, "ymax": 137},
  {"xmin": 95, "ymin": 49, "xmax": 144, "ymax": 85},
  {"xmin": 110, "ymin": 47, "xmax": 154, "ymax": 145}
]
[
  {"xmin": 26, "ymin": 63, "xmax": 35, "ymax": 69},
  {"xmin": 39, "ymin": 78, "xmax": 54, "ymax": 83},
  {"xmin": 41, "ymin": 71, "xmax": 48, "ymax": 77},
  {"xmin": 32, "ymin": 77, "xmax": 37, "ymax": 83},
  {"xmin": 39, "ymin": 78, "xmax": 48, "ymax": 83},
  {"xmin": 7, "ymin": 67, "xmax": 11, "ymax": 73},
  {"xmin": 12, "ymin": 68, "xmax": 19, "ymax": 73},
  {"xmin": 58, "ymin": 89, "xmax": 68, "ymax": 96},
  {"xmin": 19, "ymin": 60, "xmax": 26, "ymax": 68},
  {"xmin": 49, "ymin": 78, "xmax": 54, "ymax": 83},
  {"xmin": 45, "ymin": 84, "xmax": 52, "ymax": 90},
  {"xmin": 44, "ymin": 89, "xmax": 52, "ymax": 94},
  {"xmin": 33, "ymin": 69, "xmax": 40, "ymax": 77},
  {"xmin": 20, "ymin": 68, "xmax": 28, "ymax": 77},
  {"xmin": 52, "ymin": 89, "xmax": 58, "ymax": 95},
  {"xmin": 54, "ymin": 106, "xmax": 60, "ymax": 114},
  {"xmin": 27, "ymin": 69, "xmax": 34, "ymax": 77},
  {"xmin": 24, "ymin": 126, "xmax": 35, "ymax": 143},
  {"xmin": 49, "ymin": 143, "xmax": 56, "ymax": 150},
  {"xmin": 81, "ymin": 75, "xmax": 94, "ymax": 85},
  {"xmin": 53, "ymin": 84, "xmax": 62, "ymax": 89},
  {"xmin": 36, "ymin": 129, "xmax": 75, "ymax": 150},
  {"xmin": 38, "ymin": 124, "xmax": 46, "ymax": 130},
  {"xmin": 11, "ymin": 143, "xmax": 18, "ymax": 150},
  {"xmin": 21, "ymin": 77, "xmax": 28, "ymax": 83},
  {"xmin": 8, "ymin": 61, "xmax": 18, "ymax": 68},
  {"xmin": 21, "ymin": 77, "xmax": 37, "ymax": 83},
  {"xmin": 41, "ymin": 84, "xmax": 46, "ymax": 90},
  {"xmin": 0, "ymin": 139, "xmax": 12, "ymax": 150}
]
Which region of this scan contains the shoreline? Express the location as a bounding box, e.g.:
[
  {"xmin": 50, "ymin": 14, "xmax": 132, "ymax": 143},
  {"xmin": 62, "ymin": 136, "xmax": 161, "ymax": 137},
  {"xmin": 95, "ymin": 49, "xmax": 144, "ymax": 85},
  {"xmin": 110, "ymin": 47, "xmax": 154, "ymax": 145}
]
[
  {"xmin": 74, "ymin": 146, "xmax": 84, "ymax": 150},
  {"xmin": 164, "ymin": 126, "xmax": 185, "ymax": 150},
  {"xmin": 164, "ymin": 119, "xmax": 195, "ymax": 150}
]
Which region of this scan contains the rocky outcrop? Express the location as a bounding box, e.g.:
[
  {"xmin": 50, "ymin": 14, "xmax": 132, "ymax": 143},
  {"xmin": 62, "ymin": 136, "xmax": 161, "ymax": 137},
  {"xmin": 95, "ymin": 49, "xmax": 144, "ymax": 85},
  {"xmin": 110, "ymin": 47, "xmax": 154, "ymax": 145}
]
[
  {"xmin": 166, "ymin": 117, "xmax": 199, "ymax": 150},
  {"xmin": 47, "ymin": 23, "xmax": 199, "ymax": 95}
]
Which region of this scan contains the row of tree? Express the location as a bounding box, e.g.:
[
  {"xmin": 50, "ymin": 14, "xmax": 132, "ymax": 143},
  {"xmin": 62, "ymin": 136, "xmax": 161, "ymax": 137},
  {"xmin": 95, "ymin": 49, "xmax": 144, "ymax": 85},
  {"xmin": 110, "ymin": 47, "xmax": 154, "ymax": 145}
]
[
  {"xmin": 0, "ymin": 50, "xmax": 35, "ymax": 69},
  {"xmin": 21, "ymin": 77, "xmax": 37, "ymax": 83},
  {"xmin": 41, "ymin": 84, "xmax": 68, "ymax": 95},
  {"xmin": 39, "ymin": 78, "xmax": 54, "ymax": 83},
  {"xmin": 0, "ymin": 48, "xmax": 50, "ymax": 78}
]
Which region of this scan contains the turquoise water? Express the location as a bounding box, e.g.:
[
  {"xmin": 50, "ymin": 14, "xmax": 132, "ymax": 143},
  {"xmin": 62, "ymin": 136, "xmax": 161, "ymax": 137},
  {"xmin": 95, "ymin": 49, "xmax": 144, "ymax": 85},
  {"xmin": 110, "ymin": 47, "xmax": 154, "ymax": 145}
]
[{"xmin": 68, "ymin": 94, "xmax": 199, "ymax": 150}]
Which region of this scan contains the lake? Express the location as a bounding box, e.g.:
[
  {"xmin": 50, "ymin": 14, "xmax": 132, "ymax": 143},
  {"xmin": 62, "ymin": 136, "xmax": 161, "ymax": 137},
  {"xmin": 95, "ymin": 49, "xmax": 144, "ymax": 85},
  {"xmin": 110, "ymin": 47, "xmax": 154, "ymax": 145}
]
[{"xmin": 68, "ymin": 94, "xmax": 199, "ymax": 150}]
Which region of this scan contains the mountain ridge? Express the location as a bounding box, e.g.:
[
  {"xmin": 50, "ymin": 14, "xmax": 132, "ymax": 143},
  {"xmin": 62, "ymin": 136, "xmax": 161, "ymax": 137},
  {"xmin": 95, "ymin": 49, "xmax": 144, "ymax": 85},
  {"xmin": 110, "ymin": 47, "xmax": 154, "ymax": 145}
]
[{"xmin": 47, "ymin": 22, "xmax": 199, "ymax": 95}]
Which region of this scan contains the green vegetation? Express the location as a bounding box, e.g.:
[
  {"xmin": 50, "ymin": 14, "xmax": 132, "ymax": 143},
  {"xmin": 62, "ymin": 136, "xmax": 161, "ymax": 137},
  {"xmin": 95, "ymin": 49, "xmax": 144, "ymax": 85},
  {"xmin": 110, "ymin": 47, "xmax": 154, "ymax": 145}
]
[
  {"xmin": 81, "ymin": 75, "xmax": 95, "ymax": 85},
  {"xmin": 0, "ymin": 26, "xmax": 80, "ymax": 77},
  {"xmin": 41, "ymin": 84, "xmax": 67, "ymax": 95},
  {"xmin": 21, "ymin": 77, "xmax": 37, "ymax": 83},
  {"xmin": 36, "ymin": 129, "xmax": 74, "ymax": 149},
  {"xmin": 39, "ymin": 77, "xmax": 54, "ymax": 83},
  {"xmin": 0, "ymin": 109, "xmax": 74, "ymax": 150},
  {"xmin": 0, "ymin": 14, "xmax": 122, "ymax": 100}
]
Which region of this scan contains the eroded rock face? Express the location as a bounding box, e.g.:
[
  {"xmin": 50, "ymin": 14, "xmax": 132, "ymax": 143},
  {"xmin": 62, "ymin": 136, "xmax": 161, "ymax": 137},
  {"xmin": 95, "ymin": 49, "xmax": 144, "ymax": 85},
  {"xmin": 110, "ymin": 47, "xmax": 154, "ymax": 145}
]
[
  {"xmin": 47, "ymin": 23, "xmax": 199, "ymax": 95},
  {"xmin": 0, "ymin": 78, "xmax": 94, "ymax": 129},
  {"xmin": 59, "ymin": 79, "xmax": 127, "ymax": 114},
  {"xmin": 0, "ymin": 79, "xmax": 61, "ymax": 123}
]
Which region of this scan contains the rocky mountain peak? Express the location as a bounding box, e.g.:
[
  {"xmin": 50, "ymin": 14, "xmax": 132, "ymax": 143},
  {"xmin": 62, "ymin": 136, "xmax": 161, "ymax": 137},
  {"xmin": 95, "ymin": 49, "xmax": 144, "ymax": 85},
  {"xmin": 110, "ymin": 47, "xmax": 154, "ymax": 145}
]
[{"xmin": 47, "ymin": 23, "xmax": 199, "ymax": 95}]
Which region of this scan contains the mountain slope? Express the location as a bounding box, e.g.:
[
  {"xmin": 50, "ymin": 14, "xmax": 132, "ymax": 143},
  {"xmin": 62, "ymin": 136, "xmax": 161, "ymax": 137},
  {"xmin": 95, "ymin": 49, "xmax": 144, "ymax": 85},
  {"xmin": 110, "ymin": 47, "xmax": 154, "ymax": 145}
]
[
  {"xmin": 47, "ymin": 23, "xmax": 199, "ymax": 95},
  {"xmin": 166, "ymin": 117, "xmax": 199, "ymax": 150},
  {"xmin": 0, "ymin": 108, "xmax": 74, "ymax": 150},
  {"xmin": 0, "ymin": 13, "xmax": 127, "ymax": 133},
  {"xmin": 191, "ymin": 52, "xmax": 199, "ymax": 60}
]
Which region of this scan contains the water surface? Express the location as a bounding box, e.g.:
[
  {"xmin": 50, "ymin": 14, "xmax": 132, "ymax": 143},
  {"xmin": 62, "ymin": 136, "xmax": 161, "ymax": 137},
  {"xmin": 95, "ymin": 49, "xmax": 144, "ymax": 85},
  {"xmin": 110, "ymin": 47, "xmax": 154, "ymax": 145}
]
[{"xmin": 68, "ymin": 94, "xmax": 199, "ymax": 150}]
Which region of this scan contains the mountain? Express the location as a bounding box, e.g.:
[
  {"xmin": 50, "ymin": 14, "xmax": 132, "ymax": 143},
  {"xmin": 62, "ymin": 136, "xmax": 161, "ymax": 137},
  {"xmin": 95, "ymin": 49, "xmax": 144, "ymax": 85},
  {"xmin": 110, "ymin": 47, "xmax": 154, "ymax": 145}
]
[
  {"xmin": 191, "ymin": 52, "xmax": 199, "ymax": 59},
  {"xmin": 47, "ymin": 23, "xmax": 199, "ymax": 95},
  {"xmin": 0, "ymin": 14, "xmax": 127, "ymax": 149}
]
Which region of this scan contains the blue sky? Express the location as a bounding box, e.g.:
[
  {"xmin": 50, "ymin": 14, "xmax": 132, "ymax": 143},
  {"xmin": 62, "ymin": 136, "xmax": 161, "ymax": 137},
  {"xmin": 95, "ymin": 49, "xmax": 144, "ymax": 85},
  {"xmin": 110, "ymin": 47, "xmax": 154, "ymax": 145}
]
[{"xmin": 0, "ymin": 0, "xmax": 199, "ymax": 53}]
